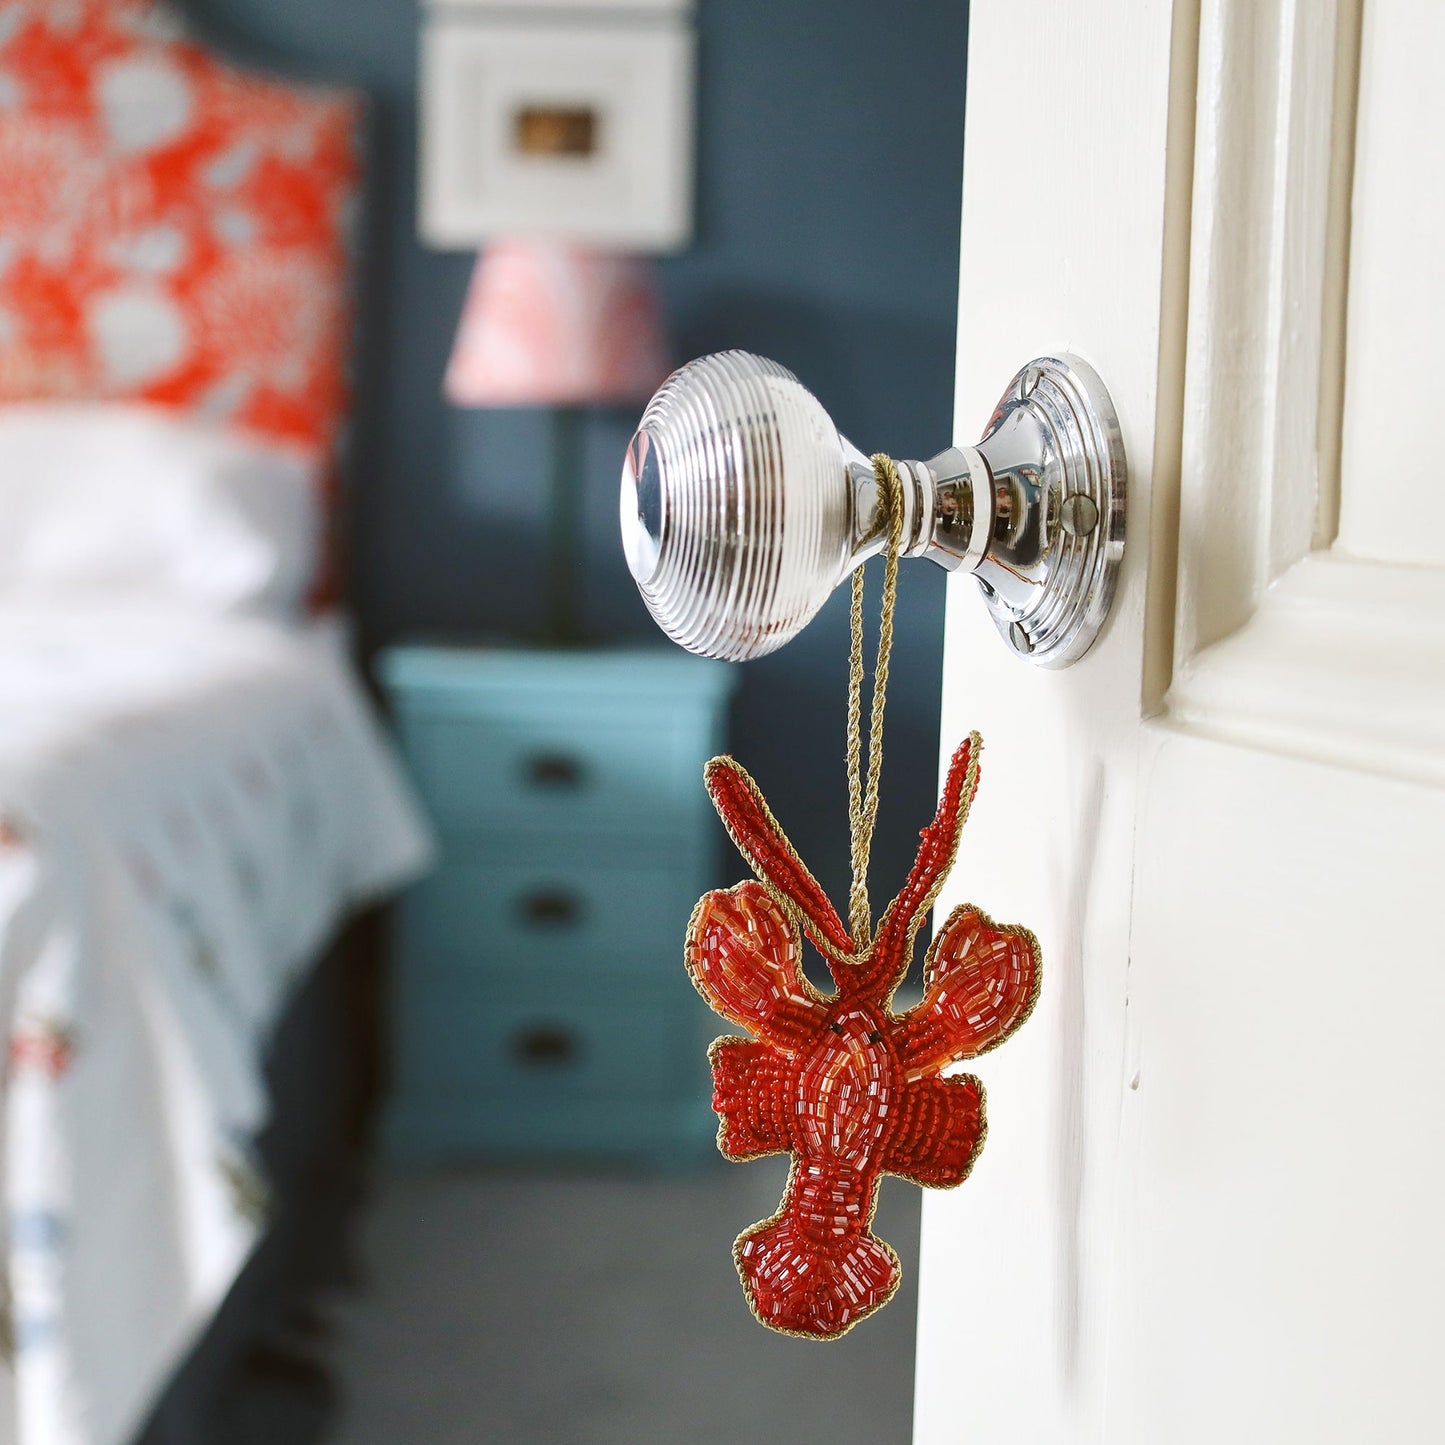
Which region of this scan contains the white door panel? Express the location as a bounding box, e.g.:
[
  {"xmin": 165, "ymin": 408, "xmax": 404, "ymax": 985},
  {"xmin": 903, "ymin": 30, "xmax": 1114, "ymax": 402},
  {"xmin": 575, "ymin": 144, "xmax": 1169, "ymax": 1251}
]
[
  {"xmin": 914, "ymin": 0, "xmax": 1181, "ymax": 1439},
  {"xmin": 915, "ymin": 0, "xmax": 1445, "ymax": 1440},
  {"xmin": 1112, "ymin": 731, "xmax": 1445, "ymax": 1443},
  {"xmin": 1340, "ymin": 0, "xmax": 1445, "ymax": 567}
]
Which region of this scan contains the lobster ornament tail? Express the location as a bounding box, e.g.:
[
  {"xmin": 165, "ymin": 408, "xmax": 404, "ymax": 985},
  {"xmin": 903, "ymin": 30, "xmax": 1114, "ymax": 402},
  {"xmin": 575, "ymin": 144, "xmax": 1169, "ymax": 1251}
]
[
  {"xmin": 735, "ymin": 1167, "xmax": 900, "ymax": 1339},
  {"xmin": 687, "ymin": 734, "xmax": 1041, "ymax": 1340}
]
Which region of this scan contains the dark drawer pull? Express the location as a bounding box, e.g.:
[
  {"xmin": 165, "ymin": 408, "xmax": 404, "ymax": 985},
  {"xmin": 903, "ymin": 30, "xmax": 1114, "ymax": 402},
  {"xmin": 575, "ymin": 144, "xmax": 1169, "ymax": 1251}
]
[
  {"xmin": 521, "ymin": 889, "xmax": 581, "ymax": 927},
  {"xmin": 525, "ymin": 752, "xmax": 586, "ymax": 789},
  {"xmin": 513, "ymin": 1026, "xmax": 579, "ymax": 1068}
]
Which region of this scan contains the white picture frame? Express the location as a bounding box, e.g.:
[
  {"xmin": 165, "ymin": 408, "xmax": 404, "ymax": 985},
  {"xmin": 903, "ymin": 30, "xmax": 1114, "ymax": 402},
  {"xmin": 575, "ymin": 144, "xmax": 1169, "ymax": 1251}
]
[{"xmin": 419, "ymin": 12, "xmax": 694, "ymax": 252}]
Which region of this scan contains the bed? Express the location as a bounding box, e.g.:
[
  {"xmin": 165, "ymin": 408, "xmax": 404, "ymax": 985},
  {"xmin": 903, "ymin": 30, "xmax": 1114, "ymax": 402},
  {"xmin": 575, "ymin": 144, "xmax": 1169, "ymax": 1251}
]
[{"xmin": 0, "ymin": 5, "xmax": 432, "ymax": 1442}]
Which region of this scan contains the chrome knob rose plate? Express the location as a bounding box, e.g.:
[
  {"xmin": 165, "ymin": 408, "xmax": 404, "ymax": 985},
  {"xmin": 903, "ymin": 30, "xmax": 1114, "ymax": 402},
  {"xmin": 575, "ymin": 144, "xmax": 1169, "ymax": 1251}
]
[
  {"xmin": 620, "ymin": 349, "xmax": 1126, "ymax": 667},
  {"xmin": 967, "ymin": 355, "xmax": 1126, "ymax": 666}
]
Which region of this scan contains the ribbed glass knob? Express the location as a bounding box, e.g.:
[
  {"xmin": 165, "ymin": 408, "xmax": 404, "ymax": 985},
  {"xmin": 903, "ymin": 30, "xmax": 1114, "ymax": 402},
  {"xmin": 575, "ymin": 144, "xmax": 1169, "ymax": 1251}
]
[{"xmin": 620, "ymin": 350, "xmax": 874, "ymax": 661}]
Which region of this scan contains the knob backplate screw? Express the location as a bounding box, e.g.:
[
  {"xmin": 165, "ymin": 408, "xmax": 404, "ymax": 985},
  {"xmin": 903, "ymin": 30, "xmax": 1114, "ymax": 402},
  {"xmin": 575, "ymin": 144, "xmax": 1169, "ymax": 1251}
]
[{"xmin": 1059, "ymin": 492, "xmax": 1100, "ymax": 537}]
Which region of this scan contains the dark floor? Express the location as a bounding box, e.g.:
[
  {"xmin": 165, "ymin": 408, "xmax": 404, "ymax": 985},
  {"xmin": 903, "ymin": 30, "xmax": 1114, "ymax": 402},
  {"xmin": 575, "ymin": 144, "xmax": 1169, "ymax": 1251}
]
[{"xmin": 323, "ymin": 1159, "xmax": 920, "ymax": 1445}]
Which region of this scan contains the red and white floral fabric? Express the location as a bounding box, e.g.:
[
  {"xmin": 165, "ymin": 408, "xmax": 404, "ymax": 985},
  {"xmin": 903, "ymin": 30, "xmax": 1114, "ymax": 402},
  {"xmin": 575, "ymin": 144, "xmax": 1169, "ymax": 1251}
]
[{"xmin": 0, "ymin": 0, "xmax": 360, "ymax": 459}]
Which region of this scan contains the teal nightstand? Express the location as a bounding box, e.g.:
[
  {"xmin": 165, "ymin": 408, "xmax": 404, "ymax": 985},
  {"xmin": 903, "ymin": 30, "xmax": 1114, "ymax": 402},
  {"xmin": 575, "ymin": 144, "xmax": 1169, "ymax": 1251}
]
[{"xmin": 378, "ymin": 645, "xmax": 736, "ymax": 1168}]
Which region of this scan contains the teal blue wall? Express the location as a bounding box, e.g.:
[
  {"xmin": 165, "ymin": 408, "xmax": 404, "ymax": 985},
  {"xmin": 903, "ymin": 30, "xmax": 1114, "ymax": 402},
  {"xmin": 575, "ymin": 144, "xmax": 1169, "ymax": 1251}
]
[{"xmin": 182, "ymin": 0, "xmax": 968, "ymax": 916}]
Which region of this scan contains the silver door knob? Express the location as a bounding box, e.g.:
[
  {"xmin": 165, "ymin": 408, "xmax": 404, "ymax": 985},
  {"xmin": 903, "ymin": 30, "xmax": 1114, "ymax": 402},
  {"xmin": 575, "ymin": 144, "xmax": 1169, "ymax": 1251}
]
[{"xmin": 620, "ymin": 350, "xmax": 1125, "ymax": 667}]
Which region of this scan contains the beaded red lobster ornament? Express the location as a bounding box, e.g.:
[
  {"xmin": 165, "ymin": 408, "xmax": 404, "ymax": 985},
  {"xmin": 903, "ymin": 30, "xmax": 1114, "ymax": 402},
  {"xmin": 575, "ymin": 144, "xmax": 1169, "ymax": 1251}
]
[{"xmin": 685, "ymin": 458, "xmax": 1041, "ymax": 1340}]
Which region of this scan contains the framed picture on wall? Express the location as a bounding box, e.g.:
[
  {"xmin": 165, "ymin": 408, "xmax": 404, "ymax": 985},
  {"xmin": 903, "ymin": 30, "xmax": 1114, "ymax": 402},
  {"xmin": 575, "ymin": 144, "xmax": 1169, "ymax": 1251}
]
[{"xmin": 419, "ymin": 10, "xmax": 695, "ymax": 252}]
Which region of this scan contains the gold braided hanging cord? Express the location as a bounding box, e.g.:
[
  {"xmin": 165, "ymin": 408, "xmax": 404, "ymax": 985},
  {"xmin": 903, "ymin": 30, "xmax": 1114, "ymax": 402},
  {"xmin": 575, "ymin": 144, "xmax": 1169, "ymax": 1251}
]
[{"xmin": 845, "ymin": 455, "xmax": 905, "ymax": 945}]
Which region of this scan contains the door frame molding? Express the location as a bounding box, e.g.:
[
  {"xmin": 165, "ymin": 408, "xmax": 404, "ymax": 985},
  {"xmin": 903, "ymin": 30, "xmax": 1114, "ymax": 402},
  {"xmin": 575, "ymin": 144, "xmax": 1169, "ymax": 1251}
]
[{"xmin": 1162, "ymin": 0, "xmax": 1444, "ymax": 787}]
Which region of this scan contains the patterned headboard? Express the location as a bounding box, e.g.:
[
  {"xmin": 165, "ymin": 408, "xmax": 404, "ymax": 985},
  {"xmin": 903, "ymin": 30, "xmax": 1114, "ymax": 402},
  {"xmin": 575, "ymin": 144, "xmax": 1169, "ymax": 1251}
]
[{"xmin": 0, "ymin": 0, "xmax": 361, "ymax": 459}]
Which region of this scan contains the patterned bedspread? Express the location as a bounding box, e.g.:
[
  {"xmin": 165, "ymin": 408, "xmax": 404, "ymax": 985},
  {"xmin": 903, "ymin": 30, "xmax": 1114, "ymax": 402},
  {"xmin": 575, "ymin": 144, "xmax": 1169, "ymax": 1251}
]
[{"xmin": 0, "ymin": 602, "xmax": 431, "ymax": 1445}]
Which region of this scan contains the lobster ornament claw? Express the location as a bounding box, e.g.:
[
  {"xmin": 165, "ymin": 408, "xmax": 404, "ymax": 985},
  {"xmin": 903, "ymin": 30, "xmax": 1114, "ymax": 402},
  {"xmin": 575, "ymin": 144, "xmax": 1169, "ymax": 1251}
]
[{"xmin": 685, "ymin": 732, "xmax": 1041, "ymax": 1340}]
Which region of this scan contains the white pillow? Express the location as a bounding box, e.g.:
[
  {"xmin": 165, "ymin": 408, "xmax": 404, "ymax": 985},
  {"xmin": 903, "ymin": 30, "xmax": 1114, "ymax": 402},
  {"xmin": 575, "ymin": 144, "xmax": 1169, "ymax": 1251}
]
[{"xmin": 0, "ymin": 402, "xmax": 322, "ymax": 616}]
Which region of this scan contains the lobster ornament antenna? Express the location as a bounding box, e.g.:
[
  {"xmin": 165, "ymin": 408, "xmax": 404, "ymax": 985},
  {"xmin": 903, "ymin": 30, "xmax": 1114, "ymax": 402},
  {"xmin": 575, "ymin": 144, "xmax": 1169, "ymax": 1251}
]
[{"xmin": 681, "ymin": 456, "xmax": 1041, "ymax": 1339}]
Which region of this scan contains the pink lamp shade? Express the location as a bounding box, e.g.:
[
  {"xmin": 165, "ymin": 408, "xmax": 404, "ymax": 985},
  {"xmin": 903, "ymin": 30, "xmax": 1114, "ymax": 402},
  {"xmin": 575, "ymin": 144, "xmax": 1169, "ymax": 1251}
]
[{"xmin": 444, "ymin": 240, "xmax": 670, "ymax": 408}]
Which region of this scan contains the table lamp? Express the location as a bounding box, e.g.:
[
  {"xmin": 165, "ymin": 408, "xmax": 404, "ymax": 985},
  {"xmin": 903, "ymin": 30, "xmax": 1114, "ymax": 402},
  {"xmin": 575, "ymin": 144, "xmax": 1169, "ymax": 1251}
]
[{"xmin": 445, "ymin": 240, "xmax": 670, "ymax": 642}]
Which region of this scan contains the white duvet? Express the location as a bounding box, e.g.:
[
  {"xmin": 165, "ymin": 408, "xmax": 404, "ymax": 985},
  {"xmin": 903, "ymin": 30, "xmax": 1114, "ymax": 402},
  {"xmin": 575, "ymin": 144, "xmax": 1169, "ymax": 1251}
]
[{"xmin": 0, "ymin": 602, "xmax": 431, "ymax": 1445}]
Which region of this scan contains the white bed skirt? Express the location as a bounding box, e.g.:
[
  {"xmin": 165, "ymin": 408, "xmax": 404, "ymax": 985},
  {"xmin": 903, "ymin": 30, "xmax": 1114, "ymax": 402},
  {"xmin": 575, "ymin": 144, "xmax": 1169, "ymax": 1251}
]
[{"xmin": 0, "ymin": 603, "xmax": 432, "ymax": 1445}]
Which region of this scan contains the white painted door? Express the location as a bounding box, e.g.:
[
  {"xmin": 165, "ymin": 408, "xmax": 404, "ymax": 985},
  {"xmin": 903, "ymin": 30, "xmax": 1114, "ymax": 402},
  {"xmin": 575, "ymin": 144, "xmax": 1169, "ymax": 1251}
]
[{"xmin": 914, "ymin": 2, "xmax": 1445, "ymax": 1441}]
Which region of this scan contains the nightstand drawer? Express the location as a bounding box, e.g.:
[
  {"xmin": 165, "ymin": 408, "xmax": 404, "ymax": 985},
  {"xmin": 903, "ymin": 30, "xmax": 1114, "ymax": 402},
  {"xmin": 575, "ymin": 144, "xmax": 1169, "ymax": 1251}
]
[
  {"xmin": 398, "ymin": 707, "xmax": 701, "ymax": 839},
  {"xmin": 399, "ymin": 853, "xmax": 697, "ymax": 976},
  {"xmin": 396, "ymin": 983, "xmax": 686, "ymax": 1102}
]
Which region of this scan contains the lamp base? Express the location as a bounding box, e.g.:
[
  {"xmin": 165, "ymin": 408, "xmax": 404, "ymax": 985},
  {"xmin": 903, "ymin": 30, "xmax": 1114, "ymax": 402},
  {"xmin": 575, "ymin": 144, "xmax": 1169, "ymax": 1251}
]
[{"xmin": 545, "ymin": 406, "xmax": 588, "ymax": 645}]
